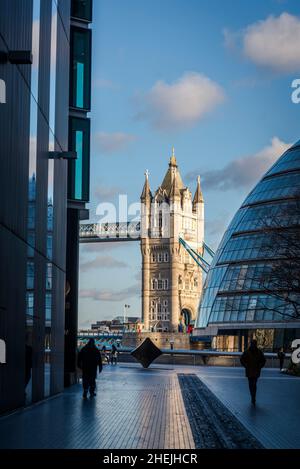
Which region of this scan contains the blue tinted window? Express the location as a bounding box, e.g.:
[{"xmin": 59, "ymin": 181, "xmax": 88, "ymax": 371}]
[
  {"xmin": 68, "ymin": 117, "xmax": 90, "ymax": 202},
  {"xmin": 70, "ymin": 27, "xmax": 91, "ymax": 110}
]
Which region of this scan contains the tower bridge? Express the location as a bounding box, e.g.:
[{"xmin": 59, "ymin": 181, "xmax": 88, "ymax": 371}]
[{"xmin": 79, "ymin": 150, "xmax": 214, "ymax": 333}]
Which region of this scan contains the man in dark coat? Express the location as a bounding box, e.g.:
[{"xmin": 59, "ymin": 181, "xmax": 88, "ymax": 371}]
[
  {"xmin": 77, "ymin": 338, "xmax": 102, "ymax": 399},
  {"xmin": 240, "ymin": 339, "xmax": 266, "ymax": 405}
]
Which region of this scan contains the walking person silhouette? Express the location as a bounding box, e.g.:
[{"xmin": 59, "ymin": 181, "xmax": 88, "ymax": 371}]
[
  {"xmin": 77, "ymin": 338, "xmax": 102, "ymax": 399},
  {"xmin": 240, "ymin": 339, "xmax": 266, "ymax": 406}
]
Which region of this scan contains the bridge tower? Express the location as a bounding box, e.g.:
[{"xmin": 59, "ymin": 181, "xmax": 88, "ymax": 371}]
[{"xmin": 140, "ymin": 149, "xmax": 204, "ymax": 333}]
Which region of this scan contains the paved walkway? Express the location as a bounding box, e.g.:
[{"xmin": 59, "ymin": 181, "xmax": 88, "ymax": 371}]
[
  {"xmin": 0, "ymin": 365, "xmax": 194, "ymax": 449},
  {"xmin": 0, "ymin": 364, "xmax": 299, "ymax": 449},
  {"xmin": 195, "ymin": 366, "xmax": 300, "ymax": 449}
]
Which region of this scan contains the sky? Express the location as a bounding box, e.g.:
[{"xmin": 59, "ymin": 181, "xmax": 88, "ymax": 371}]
[{"xmin": 78, "ymin": 0, "xmax": 300, "ymax": 328}]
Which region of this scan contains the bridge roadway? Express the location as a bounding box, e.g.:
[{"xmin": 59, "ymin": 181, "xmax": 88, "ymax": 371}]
[
  {"xmin": 0, "ymin": 364, "xmax": 299, "ymax": 449},
  {"xmin": 79, "ymin": 221, "xmax": 141, "ymax": 243}
]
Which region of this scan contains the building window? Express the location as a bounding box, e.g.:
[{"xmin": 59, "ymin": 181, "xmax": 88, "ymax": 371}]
[
  {"xmin": 26, "ymin": 292, "xmax": 34, "ymax": 317},
  {"xmin": 46, "ymin": 293, "xmax": 52, "ymax": 321},
  {"xmin": 151, "ymin": 253, "xmax": 156, "ymax": 262},
  {"xmin": 70, "ymin": 27, "xmax": 91, "ymax": 110},
  {"xmin": 47, "ymin": 235, "xmax": 53, "ymax": 260},
  {"xmin": 151, "ymin": 279, "xmax": 157, "ymax": 290},
  {"xmin": 71, "ymin": 0, "xmax": 93, "ymax": 22},
  {"xmin": 68, "ymin": 117, "xmax": 90, "ymax": 202},
  {"xmin": 47, "ymin": 202, "xmax": 53, "ymax": 231},
  {"xmin": 27, "ymin": 262, "xmax": 34, "ymax": 290},
  {"xmin": 28, "ymin": 204, "xmax": 35, "ymax": 230},
  {"xmin": 46, "ymin": 263, "xmax": 52, "ymax": 290},
  {"xmin": 164, "ymin": 252, "xmax": 169, "ymax": 262},
  {"xmin": 164, "ymin": 279, "xmax": 169, "ymax": 290},
  {"xmin": 158, "ymin": 279, "xmax": 163, "ymax": 290},
  {"xmin": 158, "ymin": 253, "xmax": 163, "ymax": 262}
]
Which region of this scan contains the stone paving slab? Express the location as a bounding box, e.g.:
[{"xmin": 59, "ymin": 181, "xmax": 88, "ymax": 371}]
[{"xmin": 0, "ymin": 365, "xmax": 194, "ymax": 449}]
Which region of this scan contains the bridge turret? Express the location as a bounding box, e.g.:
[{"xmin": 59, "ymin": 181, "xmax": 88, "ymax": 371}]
[
  {"xmin": 192, "ymin": 176, "xmax": 204, "ymax": 251},
  {"xmin": 140, "ymin": 169, "xmax": 152, "ymax": 203},
  {"xmin": 140, "ymin": 149, "xmax": 204, "ymax": 333}
]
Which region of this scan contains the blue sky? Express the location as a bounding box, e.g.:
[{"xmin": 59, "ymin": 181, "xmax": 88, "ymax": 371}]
[{"xmin": 78, "ymin": 0, "xmax": 300, "ymax": 328}]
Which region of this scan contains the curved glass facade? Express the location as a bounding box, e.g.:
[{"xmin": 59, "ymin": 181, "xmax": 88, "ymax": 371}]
[{"xmin": 196, "ymin": 140, "xmax": 300, "ymax": 329}]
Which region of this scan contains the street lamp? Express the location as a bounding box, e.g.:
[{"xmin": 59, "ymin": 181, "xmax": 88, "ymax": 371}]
[{"xmin": 123, "ymin": 304, "xmax": 130, "ymax": 331}]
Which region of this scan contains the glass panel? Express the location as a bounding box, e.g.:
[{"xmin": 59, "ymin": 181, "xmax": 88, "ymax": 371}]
[
  {"xmin": 243, "ymin": 172, "xmax": 300, "ymax": 206},
  {"xmin": 68, "ymin": 116, "xmax": 90, "ymax": 201},
  {"xmin": 71, "ymin": 0, "xmax": 93, "ymax": 22},
  {"xmin": 26, "ymin": 0, "xmax": 41, "ymax": 406},
  {"xmin": 44, "ymin": 0, "xmax": 58, "ymax": 398},
  {"xmin": 266, "ymin": 146, "xmax": 300, "ymax": 176},
  {"xmin": 70, "ymin": 27, "xmax": 91, "ymax": 110}
]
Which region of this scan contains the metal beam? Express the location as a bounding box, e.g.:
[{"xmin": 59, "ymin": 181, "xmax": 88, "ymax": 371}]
[
  {"xmin": 179, "ymin": 237, "xmax": 209, "ymax": 273},
  {"xmin": 79, "ymin": 221, "xmax": 141, "ymax": 242}
]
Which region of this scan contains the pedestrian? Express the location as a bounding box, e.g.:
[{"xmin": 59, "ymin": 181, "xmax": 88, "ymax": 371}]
[
  {"xmin": 240, "ymin": 339, "xmax": 266, "ymax": 405},
  {"xmin": 77, "ymin": 338, "xmax": 102, "ymax": 399},
  {"xmin": 110, "ymin": 343, "xmax": 118, "ymax": 365},
  {"xmin": 277, "ymin": 348, "xmax": 286, "ymax": 371}
]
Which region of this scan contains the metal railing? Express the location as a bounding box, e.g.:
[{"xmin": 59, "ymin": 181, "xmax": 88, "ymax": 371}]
[{"xmin": 114, "ymin": 347, "xmax": 291, "ymax": 368}]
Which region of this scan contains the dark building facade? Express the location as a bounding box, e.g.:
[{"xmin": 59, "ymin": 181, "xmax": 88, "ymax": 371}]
[
  {"xmin": 194, "ymin": 140, "xmax": 300, "ymax": 352},
  {"xmin": 0, "ymin": 0, "xmax": 92, "ymax": 413},
  {"xmin": 64, "ymin": 0, "xmax": 92, "ymax": 387}
]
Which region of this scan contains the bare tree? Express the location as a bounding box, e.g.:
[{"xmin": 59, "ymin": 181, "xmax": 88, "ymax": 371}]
[{"xmin": 253, "ymin": 196, "xmax": 300, "ymax": 320}]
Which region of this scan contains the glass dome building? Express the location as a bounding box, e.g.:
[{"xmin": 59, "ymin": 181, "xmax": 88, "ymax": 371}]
[{"xmin": 194, "ymin": 140, "xmax": 300, "ymax": 351}]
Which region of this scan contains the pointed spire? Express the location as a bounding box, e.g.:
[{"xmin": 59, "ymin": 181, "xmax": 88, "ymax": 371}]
[
  {"xmin": 169, "ymin": 146, "xmax": 177, "ymax": 167},
  {"xmin": 193, "ymin": 175, "xmax": 204, "ymax": 206},
  {"xmin": 169, "ymin": 170, "xmax": 181, "ymax": 199},
  {"xmin": 141, "ymin": 169, "xmax": 152, "ymax": 201}
]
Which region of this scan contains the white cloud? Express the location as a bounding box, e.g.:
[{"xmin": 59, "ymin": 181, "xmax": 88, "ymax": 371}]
[
  {"xmin": 80, "ymin": 284, "xmax": 140, "ymax": 302},
  {"xmin": 80, "ymin": 255, "xmax": 128, "ymax": 272},
  {"xmin": 94, "ymin": 184, "xmax": 123, "ymax": 201},
  {"xmin": 94, "ymin": 132, "xmax": 136, "ymax": 154},
  {"xmin": 136, "ymin": 72, "xmax": 225, "ymax": 130},
  {"xmin": 80, "ymin": 242, "xmax": 129, "ymax": 254},
  {"xmin": 186, "ymin": 137, "xmax": 292, "ymax": 191},
  {"xmin": 243, "ymin": 13, "xmax": 300, "ymax": 72}
]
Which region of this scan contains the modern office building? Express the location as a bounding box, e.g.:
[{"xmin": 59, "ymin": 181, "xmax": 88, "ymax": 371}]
[
  {"xmin": 194, "ymin": 140, "xmax": 300, "ymax": 351},
  {"xmin": 0, "ymin": 0, "xmax": 92, "ymax": 414},
  {"xmin": 64, "ymin": 0, "xmax": 92, "ymax": 387}
]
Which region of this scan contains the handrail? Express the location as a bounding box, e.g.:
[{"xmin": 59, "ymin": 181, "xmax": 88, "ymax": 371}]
[{"xmin": 106, "ymin": 346, "xmax": 291, "ymax": 359}]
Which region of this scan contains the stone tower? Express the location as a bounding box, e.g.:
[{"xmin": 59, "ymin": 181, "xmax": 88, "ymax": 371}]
[{"xmin": 140, "ymin": 149, "xmax": 204, "ymax": 333}]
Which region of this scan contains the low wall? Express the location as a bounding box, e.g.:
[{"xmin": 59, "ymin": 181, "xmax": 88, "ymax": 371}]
[
  {"xmin": 116, "ymin": 351, "xmax": 290, "ymax": 369},
  {"xmin": 122, "ymin": 332, "xmax": 191, "ymax": 350}
]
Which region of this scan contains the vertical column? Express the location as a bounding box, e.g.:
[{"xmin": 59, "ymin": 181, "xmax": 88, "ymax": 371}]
[
  {"xmin": 170, "ymin": 241, "xmax": 180, "ymax": 332},
  {"xmin": 64, "ymin": 208, "xmax": 79, "ymax": 386},
  {"xmin": 141, "ymin": 239, "xmax": 150, "ymax": 331}
]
